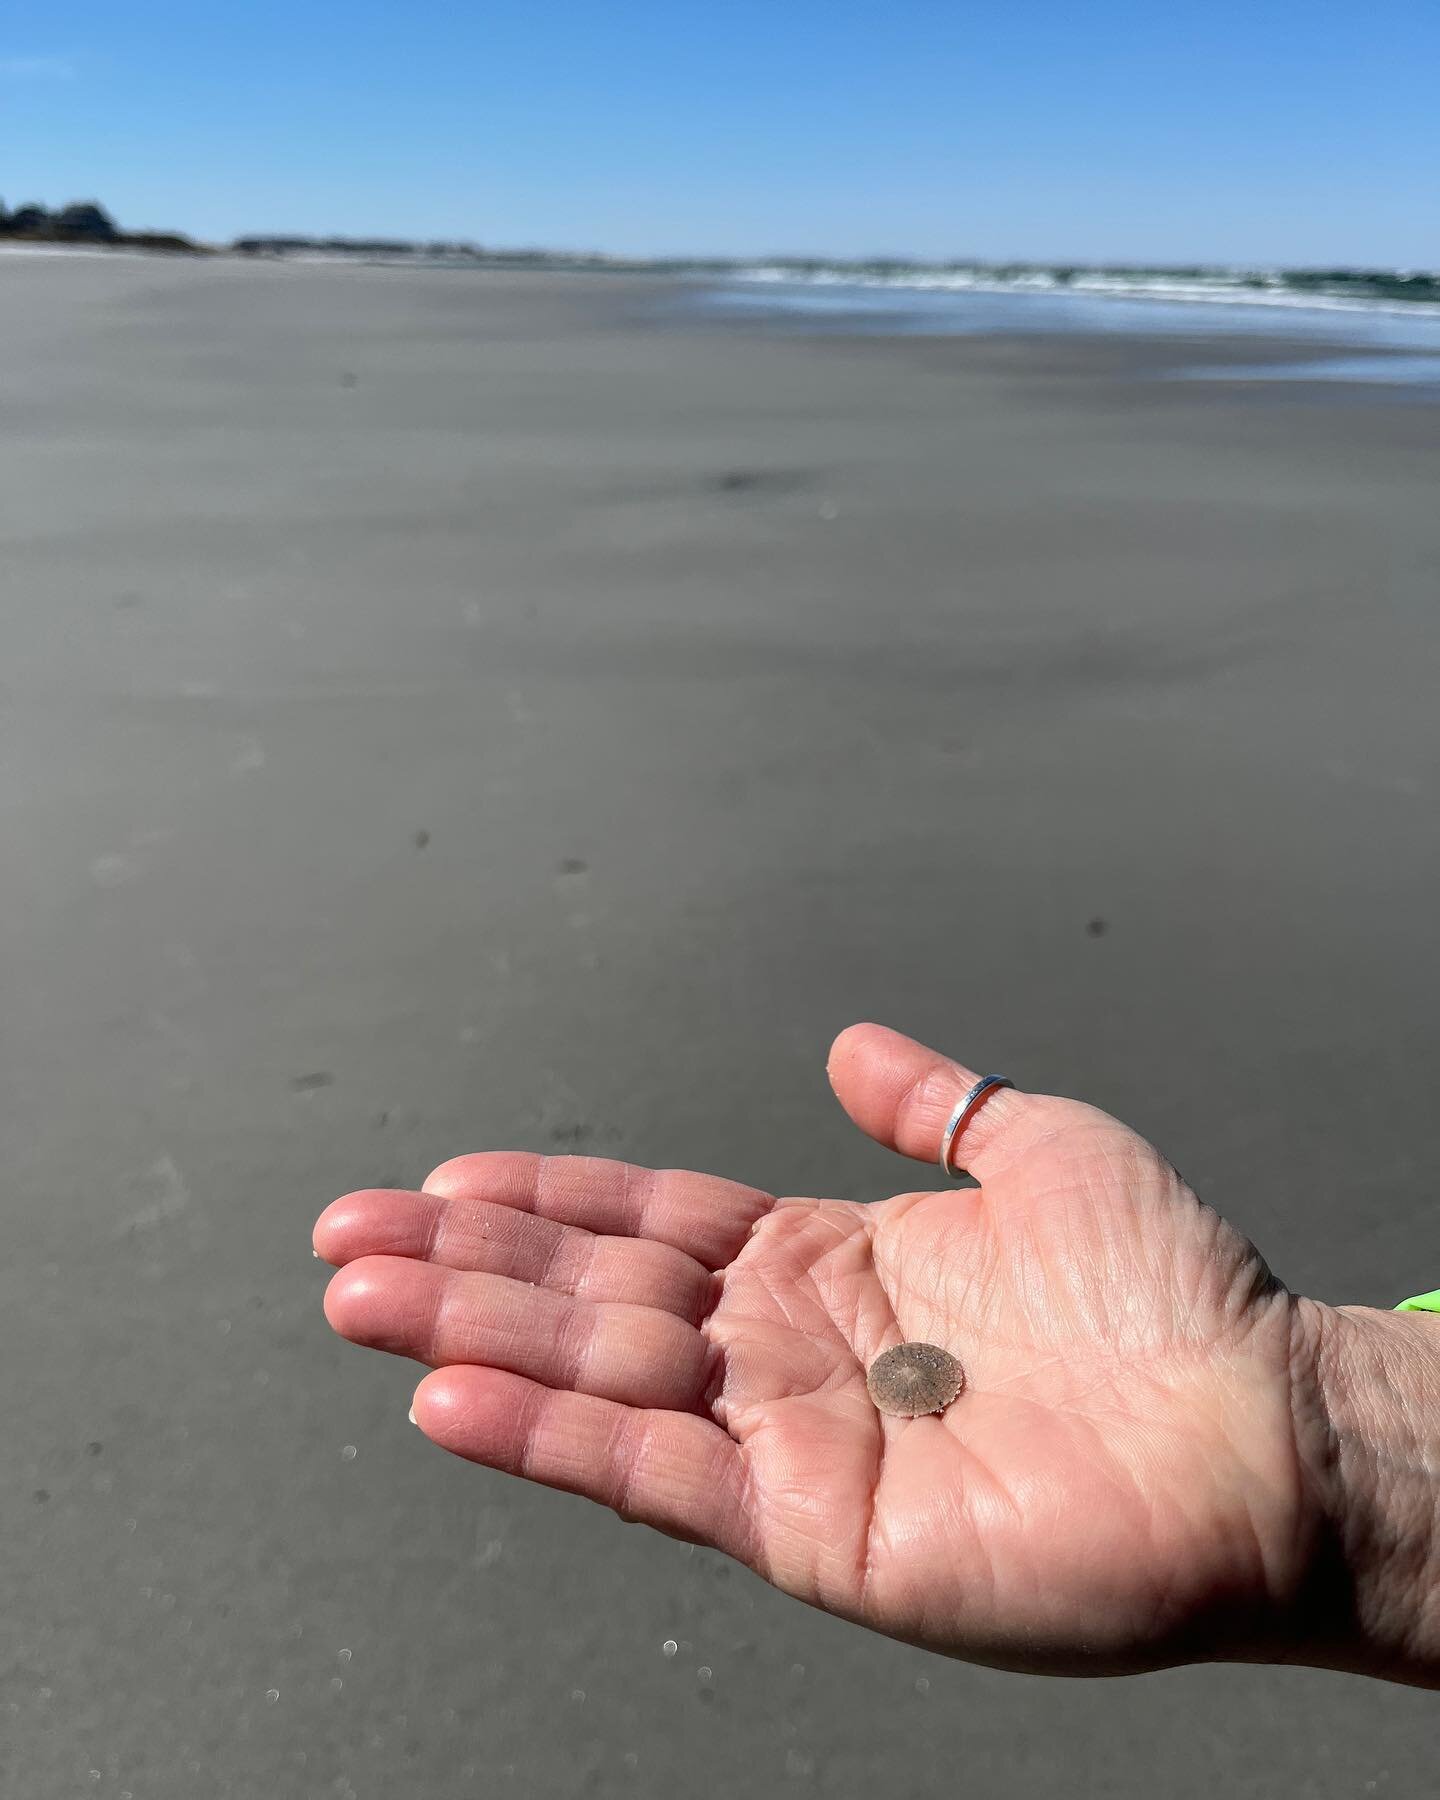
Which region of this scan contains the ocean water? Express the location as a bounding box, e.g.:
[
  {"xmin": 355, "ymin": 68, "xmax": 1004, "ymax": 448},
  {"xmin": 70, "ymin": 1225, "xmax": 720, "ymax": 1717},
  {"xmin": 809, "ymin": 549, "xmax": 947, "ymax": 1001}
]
[
  {"xmin": 24, "ymin": 240, "xmax": 1436, "ymax": 386},
  {"xmin": 690, "ymin": 268, "xmax": 1440, "ymax": 387},
  {"xmin": 730, "ymin": 262, "xmax": 1440, "ymax": 317}
]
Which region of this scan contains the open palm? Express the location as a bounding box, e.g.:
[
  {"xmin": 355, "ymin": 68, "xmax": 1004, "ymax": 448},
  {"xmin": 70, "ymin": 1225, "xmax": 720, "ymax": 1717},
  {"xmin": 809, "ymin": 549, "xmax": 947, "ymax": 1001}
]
[{"xmin": 317, "ymin": 1024, "xmax": 1319, "ymax": 1675}]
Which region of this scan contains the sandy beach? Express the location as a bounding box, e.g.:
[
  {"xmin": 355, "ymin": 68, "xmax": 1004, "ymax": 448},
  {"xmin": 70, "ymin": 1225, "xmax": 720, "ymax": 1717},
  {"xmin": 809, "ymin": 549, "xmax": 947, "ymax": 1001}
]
[{"xmin": 5, "ymin": 253, "xmax": 1438, "ymax": 1796}]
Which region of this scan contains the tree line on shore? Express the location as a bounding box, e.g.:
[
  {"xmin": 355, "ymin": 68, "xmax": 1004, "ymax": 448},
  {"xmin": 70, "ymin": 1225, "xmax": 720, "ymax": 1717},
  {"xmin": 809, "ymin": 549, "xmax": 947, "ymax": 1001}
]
[
  {"xmin": 0, "ymin": 198, "xmax": 593, "ymax": 261},
  {"xmin": 0, "ymin": 198, "xmax": 200, "ymax": 252},
  {"xmin": 0, "ymin": 199, "xmax": 636, "ymax": 265}
]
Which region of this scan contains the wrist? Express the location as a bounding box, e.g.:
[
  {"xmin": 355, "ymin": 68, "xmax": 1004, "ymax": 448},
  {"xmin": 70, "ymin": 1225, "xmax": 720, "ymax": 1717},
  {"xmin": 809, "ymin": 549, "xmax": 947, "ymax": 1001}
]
[{"xmin": 1290, "ymin": 1298, "xmax": 1440, "ymax": 1686}]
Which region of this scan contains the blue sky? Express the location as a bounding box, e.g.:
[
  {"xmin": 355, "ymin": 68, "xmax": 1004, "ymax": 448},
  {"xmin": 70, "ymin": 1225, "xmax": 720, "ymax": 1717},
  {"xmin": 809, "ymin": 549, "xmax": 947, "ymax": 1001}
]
[{"xmin": 2, "ymin": 0, "xmax": 1435, "ymax": 265}]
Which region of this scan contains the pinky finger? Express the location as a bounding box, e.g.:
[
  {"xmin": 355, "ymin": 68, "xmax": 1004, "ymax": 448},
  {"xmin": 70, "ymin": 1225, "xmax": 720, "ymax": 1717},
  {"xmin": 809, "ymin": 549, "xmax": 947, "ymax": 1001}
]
[{"xmin": 412, "ymin": 1366, "xmax": 758, "ymax": 1565}]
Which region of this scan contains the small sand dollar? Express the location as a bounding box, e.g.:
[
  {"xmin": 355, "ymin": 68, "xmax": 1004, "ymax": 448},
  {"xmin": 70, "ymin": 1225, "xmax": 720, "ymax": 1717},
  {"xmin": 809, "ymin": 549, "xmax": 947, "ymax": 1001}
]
[{"xmin": 866, "ymin": 1342, "xmax": 964, "ymax": 1417}]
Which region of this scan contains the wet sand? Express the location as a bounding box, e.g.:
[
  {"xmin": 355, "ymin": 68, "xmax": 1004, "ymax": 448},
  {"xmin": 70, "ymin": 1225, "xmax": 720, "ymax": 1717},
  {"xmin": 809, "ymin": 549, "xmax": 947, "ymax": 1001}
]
[{"xmin": 4, "ymin": 254, "xmax": 1438, "ymax": 1797}]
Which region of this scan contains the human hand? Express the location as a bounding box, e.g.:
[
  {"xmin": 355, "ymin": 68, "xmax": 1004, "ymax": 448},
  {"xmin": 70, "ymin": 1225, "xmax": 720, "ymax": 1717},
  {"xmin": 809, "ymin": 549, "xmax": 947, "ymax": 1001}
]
[{"xmin": 314, "ymin": 1023, "xmax": 1439, "ymax": 1683}]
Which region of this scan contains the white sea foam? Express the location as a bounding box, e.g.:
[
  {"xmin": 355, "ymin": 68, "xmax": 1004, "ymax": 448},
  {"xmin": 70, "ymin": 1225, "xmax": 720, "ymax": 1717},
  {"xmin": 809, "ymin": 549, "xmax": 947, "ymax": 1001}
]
[{"xmin": 731, "ymin": 263, "xmax": 1440, "ymax": 321}]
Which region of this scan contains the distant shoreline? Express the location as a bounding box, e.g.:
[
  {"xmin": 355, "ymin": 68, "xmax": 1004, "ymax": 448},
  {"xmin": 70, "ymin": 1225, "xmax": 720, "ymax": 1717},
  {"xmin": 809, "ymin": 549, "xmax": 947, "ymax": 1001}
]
[
  {"xmin": 4, "ymin": 212, "xmax": 1438, "ymax": 320},
  {"xmin": 217, "ymin": 242, "xmax": 1440, "ymax": 315}
]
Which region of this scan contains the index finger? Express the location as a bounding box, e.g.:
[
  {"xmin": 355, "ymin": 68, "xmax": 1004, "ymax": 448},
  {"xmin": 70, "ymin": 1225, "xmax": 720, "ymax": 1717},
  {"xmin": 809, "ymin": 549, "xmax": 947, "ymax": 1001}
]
[{"xmin": 422, "ymin": 1151, "xmax": 774, "ymax": 1271}]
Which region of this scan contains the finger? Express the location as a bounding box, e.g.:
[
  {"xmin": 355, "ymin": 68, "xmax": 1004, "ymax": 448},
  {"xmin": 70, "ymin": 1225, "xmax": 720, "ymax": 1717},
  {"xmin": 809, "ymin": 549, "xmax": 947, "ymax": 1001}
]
[
  {"xmin": 827, "ymin": 1022, "xmax": 1097, "ymax": 1183},
  {"xmin": 412, "ymin": 1365, "xmax": 757, "ymax": 1563},
  {"xmin": 421, "ymin": 1152, "xmax": 772, "ymax": 1270},
  {"xmin": 324, "ymin": 1255, "xmax": 712, "ymax": 1410},
  {"xmin": 314, "ymin": 1188, "xmax": 713, "ymax": 1321}
]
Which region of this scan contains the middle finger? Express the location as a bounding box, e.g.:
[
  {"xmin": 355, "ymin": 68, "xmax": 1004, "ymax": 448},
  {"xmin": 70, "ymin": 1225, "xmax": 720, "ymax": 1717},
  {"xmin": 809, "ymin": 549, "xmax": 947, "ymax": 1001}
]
[
  {"xmin": 324, "ymin": 1256, "xmax": 714, "ymax": 1412},
  {"xmin": 315, "ymin": 1188, "xmax": 714, "ymax": 1322}
]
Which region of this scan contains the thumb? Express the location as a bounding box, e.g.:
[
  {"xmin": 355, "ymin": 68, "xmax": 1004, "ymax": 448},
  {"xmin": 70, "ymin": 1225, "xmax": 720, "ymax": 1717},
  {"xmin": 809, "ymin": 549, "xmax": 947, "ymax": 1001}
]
[{"xmin": 826, "ymin": 1022, "xmax": 1103, "ymax": 1183}]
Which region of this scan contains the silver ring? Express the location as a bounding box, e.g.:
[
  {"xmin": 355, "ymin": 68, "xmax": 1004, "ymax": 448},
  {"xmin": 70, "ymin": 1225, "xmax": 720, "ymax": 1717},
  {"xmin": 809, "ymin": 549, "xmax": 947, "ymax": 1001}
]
[{"xmin": 939, "ymin": 1075, "xmax": 1015, "ymax": 1178}]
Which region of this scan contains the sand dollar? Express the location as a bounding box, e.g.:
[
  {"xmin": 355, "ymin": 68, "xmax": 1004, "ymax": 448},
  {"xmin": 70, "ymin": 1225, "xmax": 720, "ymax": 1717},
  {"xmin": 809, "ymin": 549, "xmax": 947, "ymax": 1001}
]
[{"xmin": 866, "ymin": 1342, "xmax": 965, "ymax": 1417}]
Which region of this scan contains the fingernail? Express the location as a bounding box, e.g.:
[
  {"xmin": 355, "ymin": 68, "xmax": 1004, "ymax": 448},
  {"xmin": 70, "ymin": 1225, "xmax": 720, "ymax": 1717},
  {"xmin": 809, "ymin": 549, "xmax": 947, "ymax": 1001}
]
[{"xmin": 407, "ymin": 1405, "xmax": 419, "ymax": 1426}]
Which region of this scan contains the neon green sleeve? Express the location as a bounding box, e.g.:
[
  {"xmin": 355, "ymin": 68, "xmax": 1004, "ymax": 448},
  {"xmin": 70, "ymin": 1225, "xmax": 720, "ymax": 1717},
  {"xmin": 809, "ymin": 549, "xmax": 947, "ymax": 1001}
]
[{"xmin": 1394, "ymin": 1290, "xmax": 1440, "ymax": 1314}]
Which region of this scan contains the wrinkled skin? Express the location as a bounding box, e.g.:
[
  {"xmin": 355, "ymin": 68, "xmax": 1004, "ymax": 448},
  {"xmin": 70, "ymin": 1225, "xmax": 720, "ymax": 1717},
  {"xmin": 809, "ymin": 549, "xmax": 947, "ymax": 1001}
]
[{"xmin": 317, "ymin": 1023, "xmax": 1321, "ymax": 1675}]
